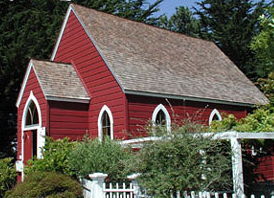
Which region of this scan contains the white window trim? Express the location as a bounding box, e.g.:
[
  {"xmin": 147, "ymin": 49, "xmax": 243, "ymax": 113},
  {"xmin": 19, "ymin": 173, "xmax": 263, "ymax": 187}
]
[
  {"xmin": 152, "ymin": 104, "xmax": 171, "ymax": 132},
  {"xmin": 20, "ymin": 91, "xmax": 45, "ymax": 179},
  {"xmin": 208, "ymin": 109, "xmax": 222, "ymax": 125},
  {"xmin": 98, "ymin": 105, "xmax": 114, "ymax": 141}
]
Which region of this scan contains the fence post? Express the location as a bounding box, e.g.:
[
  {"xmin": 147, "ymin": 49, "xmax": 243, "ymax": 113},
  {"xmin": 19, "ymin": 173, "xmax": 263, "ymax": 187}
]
[
  {"xmin": 89, "ymin": 173, "xmax": 108, "ymax": 198},
  {"xmin": 128, "ymin": 173, "xmax": 141, "ymax": 198}
]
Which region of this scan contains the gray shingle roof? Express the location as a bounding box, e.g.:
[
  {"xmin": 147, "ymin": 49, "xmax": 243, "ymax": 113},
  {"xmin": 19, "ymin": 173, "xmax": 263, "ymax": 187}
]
[
  {"xmin": 71, "ymin": 4, "xmax": 268, "ymax": 105},
  {"xmin": 31, "ymin": 59, "xmax": 90, "ymax": 101}
]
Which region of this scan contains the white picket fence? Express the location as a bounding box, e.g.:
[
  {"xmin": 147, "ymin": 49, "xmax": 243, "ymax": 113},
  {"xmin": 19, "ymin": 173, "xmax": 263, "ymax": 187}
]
[{"xmin": 81, "ymin": 173, "xmax": 274, "ymax": 198}]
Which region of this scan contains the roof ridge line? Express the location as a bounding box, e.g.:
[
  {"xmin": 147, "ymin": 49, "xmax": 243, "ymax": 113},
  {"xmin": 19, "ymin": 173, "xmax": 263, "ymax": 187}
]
[
  {"xmin": 70, "ymin": 3, "xmax": 214, "ymax": 45},
  {"xmin": 31, "ymin": 58, "xmax": 72, "ymax": 65}
]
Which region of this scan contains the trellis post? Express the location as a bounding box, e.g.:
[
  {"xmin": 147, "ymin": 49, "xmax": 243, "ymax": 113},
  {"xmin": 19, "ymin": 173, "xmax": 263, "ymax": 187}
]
[{"xmin": 230, "ymin": 137, "xmax": 244, "ymax": 197}]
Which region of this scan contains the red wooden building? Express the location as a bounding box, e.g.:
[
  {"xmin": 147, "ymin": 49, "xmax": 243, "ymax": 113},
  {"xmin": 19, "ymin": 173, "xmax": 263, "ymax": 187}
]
[{"xmin": 16, "ymin": 4, "xmax": 270, "ymax": 184}]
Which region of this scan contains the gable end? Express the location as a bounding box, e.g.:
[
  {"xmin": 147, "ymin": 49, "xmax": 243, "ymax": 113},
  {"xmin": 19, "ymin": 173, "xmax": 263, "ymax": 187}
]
[
  {"xmin": 16, "ymin": 61, "xmax": 46, "ymax": 107},
  {"xmin": 50, "ymin": 4, "xmax": 125, "ymax": 93}
]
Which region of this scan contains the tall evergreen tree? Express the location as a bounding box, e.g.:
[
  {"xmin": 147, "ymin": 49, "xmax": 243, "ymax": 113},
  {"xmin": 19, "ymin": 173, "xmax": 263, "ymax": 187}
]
[
  {"xmin": 250, "ymin": 4, "xmax": 274, "ymax": 77},
  {"xmin": 195, "ymin": 0, "xmax": 266, "ymax": 79},
  {"xmin": 0, "ymin": 0, "xmax": 163, "ymax": 158},
  {"xmin": 158, "ymin": 6, "xmax": 201, "ymax": 37}
]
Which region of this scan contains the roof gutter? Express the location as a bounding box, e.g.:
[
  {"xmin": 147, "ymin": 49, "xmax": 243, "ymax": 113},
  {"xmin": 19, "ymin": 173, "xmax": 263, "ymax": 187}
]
[
  {"xmin": 46, "ymin": 96, "xmax": 90, "ymax": 104},
  {"xmin": 124, "ymin": 90, "xmax": 256, "ymax": 107}
]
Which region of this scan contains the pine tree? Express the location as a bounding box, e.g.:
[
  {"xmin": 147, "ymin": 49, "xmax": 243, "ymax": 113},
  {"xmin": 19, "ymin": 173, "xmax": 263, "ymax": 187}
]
[
  {"xmin": 158, "ymin": 6, "xmax": 201, "ymax": 37},
  {"xmin": 195, "ymin": 0, "xmax": 266, "ymax": 79}
]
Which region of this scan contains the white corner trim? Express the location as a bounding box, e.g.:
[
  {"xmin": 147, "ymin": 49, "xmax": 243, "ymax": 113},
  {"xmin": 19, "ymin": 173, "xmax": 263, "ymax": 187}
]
[
  {"xmin": 152, "ymin": 104, "xmax": 171, "ymax": 132},
  {"xmin": 51, "ymin": 5, "xmax": 72, "ymax": 61},
  {"xmin": 208, "ymin": 108, "xmax": 222, "ymax": 125},
  {"xmin": 98, "ymin": 105, "xmax": 114, "ymax": 141},
  {"xmin": 16, "ymin": 61, "xmax": 34, "ymax": 107}
]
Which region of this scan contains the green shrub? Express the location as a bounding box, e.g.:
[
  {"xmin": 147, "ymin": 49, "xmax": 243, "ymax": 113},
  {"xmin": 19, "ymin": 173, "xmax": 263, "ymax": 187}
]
[
  {"xmin": 68, "ymin": 137, "xmax": 133, "ymax": 180},
  {"xmin": 0, "ymin": 158, "xmax": 16, "ymax": 198},
  {"xmin": 209, "ymin": 106, "xmax": 274, "ymax": 132},
  {"xmin": 25, "ymin": 137, "xmax": 77, "ymax": 176},
  {"xmin": 131, "ymin": 127, "xmax": 232, "ymax": 197},
  {"xmin": 4, "ymin": 172, "xmax": 83, "ymax": 198}
]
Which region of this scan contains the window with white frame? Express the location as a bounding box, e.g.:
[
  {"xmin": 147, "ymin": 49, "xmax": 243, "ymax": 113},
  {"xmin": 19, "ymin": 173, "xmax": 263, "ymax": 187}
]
[
  {"xmin": 25, "ymin": 100, "xmax": 39, "ymax": 126},
  {"xmin": 208, "ymin": 109, "xmax": 222, "ymax": 125},
  {"xmin": 98, "ymin": 105, "xmax": 113, "ymax": 140},
  {"xmin": 152, "ymin": 104, "xmax": 171, "ymax": 132}
]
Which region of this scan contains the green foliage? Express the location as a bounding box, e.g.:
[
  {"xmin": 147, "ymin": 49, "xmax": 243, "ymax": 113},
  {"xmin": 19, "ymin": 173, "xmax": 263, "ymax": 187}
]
[
  {"xmin": 210, "ymin": 106, "xmax": 274, "ymax": 132},
  {"xmin": 195, "ymin": 0, "xmax": 266, "ymax": 78},
  {"xmin": 210, "ymin": 114, "xmax": 238, "ymax": 132},
  {"xmin": 25, "ymin": 137, "xmax": 76, "ymax": 176},
  {"xmin": 0, "ymin": 0, "xmax": 162, "ymax": 158},
  {"xmin": 250, "ymin": 4, "xmax": 274, "ymax": 77},
  {"xmin": 158, "ymin": 6, "xmax": 200, "ymax": 37},
  {"xmin": 257, "ymin": 72, "xmax": 274, "ymax": 103},
  {"xmin": 4, "ymin": 172, "xmax": 83, "ymax": 198},
  {"xmin": 131, "ymin": 127, "xmax": 232, "ymax": 197},
  {"xmin": 68, "ymin": 137, "xmax": 133, "ymax": 180},
  {"xmin": 0, "ymin": 158, "xmax": 16, "ymax": 198}
]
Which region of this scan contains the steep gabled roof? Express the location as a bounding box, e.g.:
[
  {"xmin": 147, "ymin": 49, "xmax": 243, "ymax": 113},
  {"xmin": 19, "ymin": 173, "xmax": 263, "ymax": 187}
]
[
  {"xmin": 16, "ymin": 59, "xmax": 90, "ymax": 107},
  {"xmin": 53, "ymin": 4, "xmax": 268, "ymax": 106}
]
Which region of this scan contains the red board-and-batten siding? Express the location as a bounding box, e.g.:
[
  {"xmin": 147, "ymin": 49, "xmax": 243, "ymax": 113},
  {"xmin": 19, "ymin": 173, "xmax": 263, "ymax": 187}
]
[
  {"xmin": 17, "ymin": 68, "xmax": 48, "ymax": 158},
  {"xmin": 53, "ymin": 12, "xmax": 128, "ymax": 139},
  {"xmin": 53, "ymin": 11, "xmax": 249, "ymax": 138}
]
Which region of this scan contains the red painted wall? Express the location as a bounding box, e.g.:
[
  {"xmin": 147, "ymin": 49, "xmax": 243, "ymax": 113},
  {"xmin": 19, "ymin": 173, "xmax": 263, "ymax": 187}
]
[
  {"xmin": 127, "ymin": 94, "xmax": 249, "ymax": 137},
  {"xmin": 48, "ymin": 101, "xmax": 89, "ymax": 140},
  {"xmin": 17, "ymin": 68, "xmax": 48, "ymax": 159},
  {"xmin": 53, "ymin": 12, "xmax": 127, "ymax": 139},
  {"xmin": 254, "ymin": 156, "xmax": 274, "ymax": 182}
]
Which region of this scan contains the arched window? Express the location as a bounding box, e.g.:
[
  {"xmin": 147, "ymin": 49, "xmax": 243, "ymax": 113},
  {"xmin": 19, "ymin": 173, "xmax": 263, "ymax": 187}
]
[
  {"xmin": 155, "ymin": 110, "xmax": 166, "ymax": 126},
  {"xmin": 25, "ymin": 101, "xmax": 39, "ymax": 126},
  {"xmin": 102, "ymin": 111, "xmax": 111, "ymax": 138},
  {"xmin": 209, "ymin": 109, "xmax": 222, "ymax": 125},
  {"xmin": 98, "ymin": 105, "xmax": 113, "ymax": 140},
  {"xmin": 152, "ymin": 104, "xmax": 171, "ymax": 132}
]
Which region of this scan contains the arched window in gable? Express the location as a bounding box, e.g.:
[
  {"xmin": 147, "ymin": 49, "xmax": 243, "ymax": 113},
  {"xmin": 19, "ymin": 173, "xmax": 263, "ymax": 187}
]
[
  {"xmin": 152, "ymin": 104, "xmax": 171, "ymax": 132},
  {"xmin": 209, "ymin": 109, "xmax": 222, "ymax": 125},
  {"xmin": 98, "ymin": 105, "xmax": 113, "ymax": 140},
  {"xmin": 25, "ymin": 101, "xmax": 39, "ymax": 126}
]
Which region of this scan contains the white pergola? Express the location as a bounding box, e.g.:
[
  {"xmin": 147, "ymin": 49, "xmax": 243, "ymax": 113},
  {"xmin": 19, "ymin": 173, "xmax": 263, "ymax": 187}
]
[{"xmin": 121, "ymin": 131, "xmax": 274, "ymax": 197}]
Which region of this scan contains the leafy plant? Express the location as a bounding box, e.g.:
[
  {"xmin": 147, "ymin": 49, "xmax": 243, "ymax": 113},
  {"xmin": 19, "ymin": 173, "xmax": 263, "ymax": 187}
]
[
  {"xmin": 0, "ymin": 158, "xmax": 16, "ymax": 198},
  {"xmin": 25, "ymin": 137, "xmax": 77, "ymax": 176},
  {"xmin": 131, "ymin": 126, "xmax": 232, "ymax": 197},
  {"xmin": 68, "ymin": 137, "xmax": 133, "ymax": 181},
  {"xmin": 250, "ymin": 5, "xmax": 274, "ymax": 77},
  {"xmin": 4, "ymin": 171, "xmax": 83, "ymax": 198}
]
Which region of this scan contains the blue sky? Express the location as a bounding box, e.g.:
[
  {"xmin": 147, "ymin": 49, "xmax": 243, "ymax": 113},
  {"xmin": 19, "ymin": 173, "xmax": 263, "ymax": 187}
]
[
  {"xmin": 147, "ymin": 0, "xmax": 201, "ymax": 17},
  {"xmin": 147, "ymin": 0, "xmax": 268, "ymax": 17}
]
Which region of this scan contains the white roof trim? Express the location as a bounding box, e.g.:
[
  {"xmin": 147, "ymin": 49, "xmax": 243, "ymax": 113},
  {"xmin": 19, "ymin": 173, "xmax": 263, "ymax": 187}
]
[
  {"xmin": 50, "ymin": 5, "xmax": 72, "ymax": 61},
  {"xmin": 125, "ymin": 90, "xmax": 255, "ymax": 107},
  {"xmin": 46, "ymin": 96, "xmax": 90, "ymax": 103},
  {"xmin": 50, "ymin": 5, "xmax": 125, "ymax": 93},
  {"xmin": 16, "ymin": 61, "xmax": 34, "ymax": 107}
]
